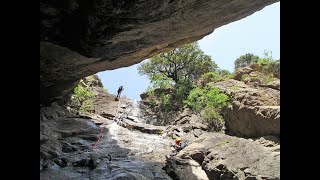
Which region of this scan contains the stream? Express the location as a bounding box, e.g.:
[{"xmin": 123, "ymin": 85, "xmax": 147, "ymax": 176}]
[{"xmin": 40, "ymin": 100, "xmax": 174, "ymax": 180}]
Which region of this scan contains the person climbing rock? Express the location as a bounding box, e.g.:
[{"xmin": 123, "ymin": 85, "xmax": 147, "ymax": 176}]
[
  {"xmin": 173, "ymin": 137, "xmax": 188, "ymax": 152},
  {"xmin": 166, "ymin": 137, "xmax": 188, "ymax": 159},
  {"xmin": 115, "ymin": 85, "xmax": 124, "ymax": 101}
]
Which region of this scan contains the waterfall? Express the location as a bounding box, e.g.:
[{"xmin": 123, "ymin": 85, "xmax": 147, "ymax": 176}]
[{"xmin": 125, "ymin": 99, "xmax": 145, "ymax": 123}]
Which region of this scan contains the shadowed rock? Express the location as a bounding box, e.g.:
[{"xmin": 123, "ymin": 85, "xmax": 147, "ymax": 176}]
[{"xmin": 40, "ymin": 0, "xmax": 279, "ymax": 104}]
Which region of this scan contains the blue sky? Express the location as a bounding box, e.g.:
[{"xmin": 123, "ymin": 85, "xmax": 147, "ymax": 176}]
[{"xmin": 97, "ymin": 2, "xmax": 280, "ymax": 100}]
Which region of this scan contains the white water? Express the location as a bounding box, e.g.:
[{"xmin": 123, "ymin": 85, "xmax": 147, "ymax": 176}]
[
  {"xmin": 89, "ymin": 99, "xmax": 173, "ymax": 179},
  {"xmin": 125, "ymin": 99, "xmax": 144, "ymax": 123},
  {"xmin": 108, "ymin": 100, "xmax": 171, "ymax": 156}
]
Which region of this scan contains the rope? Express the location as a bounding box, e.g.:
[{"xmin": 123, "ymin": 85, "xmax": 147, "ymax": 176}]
[
  {"xmin": 93, "ymin": 96, "xmax": 122, "ymax": 149},
  {"xmin": 93, "ymin": 126, "xmax": 105, "ymax": 149}
]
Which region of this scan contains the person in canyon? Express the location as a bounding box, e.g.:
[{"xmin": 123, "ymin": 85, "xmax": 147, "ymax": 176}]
[
  {"xmin": 173, "ymin": 137, "xmax": 188, "ymax": 152},
  {"xmin": 115, "ymin": 85, "xmax": 124, "ymax": 101},
  {"xmin": 166, "ymin": 137, "xmax": 188, "ymax": 159}
]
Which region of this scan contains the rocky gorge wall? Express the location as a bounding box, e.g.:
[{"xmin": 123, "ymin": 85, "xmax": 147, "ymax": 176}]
[{"xmin": 40, "ymin": 74, "xmax": 280, "ymax": 180}]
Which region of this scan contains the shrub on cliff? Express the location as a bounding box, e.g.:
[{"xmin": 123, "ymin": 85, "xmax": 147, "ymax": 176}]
[{"xmin": 186, "ymin": 85, "xmax": 229, "ymax": 131}]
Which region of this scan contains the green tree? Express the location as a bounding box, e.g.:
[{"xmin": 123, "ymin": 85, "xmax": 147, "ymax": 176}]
[
  {"xmin": 69, "ymin": 83, "xmax": 95, "ymax": 114},
  {"xmin": 235, "ymin": 51, "xmax": 280, "ymax": 79},
  {"xmin": 138, "ymin": 42, "xmax": 218, "ymax": 85},
  {"xmin": 219, "ymin": 69, "xmax": 231, "ymax": 77},
  {"xmin": 271, "ymin": 59, "xmax": 280, "ymax": 78},
  {"xmin": 234, "ymin": 53, "xmax": 259, "ymax": 68},
  {"xmin": 258, "ymin": 50, "xmax": 280, "ymax": 78},
  {"xmin": 138, "ymin": 42, "xmax": 218, "ymax": 110}
]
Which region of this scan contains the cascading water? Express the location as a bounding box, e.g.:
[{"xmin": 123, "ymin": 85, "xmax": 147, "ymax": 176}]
[
  {"xmin": 92, "ymin": 99, "xmax": 173, "ymax": 179},
  {"xmin": 126, "ymin": 99, "xmax": 144, "ymax": 123},
  {"xmin": 40, "ymin": 99, "xmax": 173, "ymax": 180}
]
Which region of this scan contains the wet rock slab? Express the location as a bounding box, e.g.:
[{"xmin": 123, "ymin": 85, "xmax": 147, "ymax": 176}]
[{"xmin": 165, "ymin": 133, "xmax": 280, "ymax": 180}]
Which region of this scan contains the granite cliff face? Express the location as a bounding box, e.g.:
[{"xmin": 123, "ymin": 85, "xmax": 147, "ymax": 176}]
[
  {"xmin": 41, "ymin": 76, "xmax": 280, "ymax": 179},
  {"xmin": 213, "ymin": 79, "xmax": 280, "ymax": 138},
  {"xmin": 40, "ymin": 0, "xmax": 279, "ymax": 104}
]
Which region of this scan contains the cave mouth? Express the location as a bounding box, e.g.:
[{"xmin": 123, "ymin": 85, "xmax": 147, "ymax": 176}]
[
  {"xmin": 40, "ymin": 0, "xmax": 279, "ymax": 105},
  {"xmin": 95, "ymin": 2, "xmax": 279, "ymax": 102}
]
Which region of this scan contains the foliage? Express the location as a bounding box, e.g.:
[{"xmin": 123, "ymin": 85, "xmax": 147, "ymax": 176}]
[
  {"xmin": 250, "ymin": 76, "xmax": 261, "ymax": 83},
  {"xmin": 243, "ymin": 73, "xmax": 269, "ymax": 84},
  {"xmin": 73, "ymin": 84, "xmax": 94, "ymax": 105},
  {"xmin": 200, "ymin": 70, "xmax": 231, "ymax": 84},
  {"xmin": 146, "ymin": 86, "xmax": 155, "ymax": 96},
  {"xmin": 86, "ymin": 75, "xmax": 96, "ymax": 82},
  {"xmin": 139, "ymin": 42, "xmax": 220, "ymax": 111},
  {"xmin": 159, "ymin": 93, "xmax": 171, "ymax": 111},
  {"xmin": 235, "ymin": 50, "xmax": 280, "ymax": 81},
  {"xmin": 269, "ymin": 59, "xmax": 280, "ymax": 78},
  {"xmin": 69, "ymin": 82, "xmax": 95, "ymax": 114},
  {"xmin": 200, "ymin": 72, "xmax": 221, "ymax": 83},
  {"xmin": 172, "ymin": 78, "xmax": 193, "ymax": 105},
  {"xmin": 79, "ymin": 99, "xmax": 94, "ymax": 114},
  {"xmin": 241, "ymin": 70, "xmax": 276, "ymax": 85},
  {"xmin": 185, "ymin": 86, "xmax": 206, "ymax": 112},
  {"xmin": 261, "ymin": 75, "xmax": 276, "ymax": 85},
  {"xmin": 257, "ymin": 50, "xmax": 280, "ymax": 78},
  {"xmin": 241, "ymin": 74, "xmax": 250, "ymax": 82},
  {"xmin": 149, "ymin": 73, "xmax": 173, "ymax": 89},
  {"xmin": 198, "ymin": 70, "xmax": 232, "ymax": 86},
  {"xmin": 205, "ymin": 88, "xmax": 229, "ymax": 109},
  {"xmin": 186, "ymin": 85, "xmax": 229, "ymax": 112},
  {"xmin": 186, "ymin": 85, "xmax": 229, "ymax": 131},
  {"xmin": 148, "ymin": 98, "xmax": 157, "ymax": 108},
  {"xmin": 144, "ymin": 87, "xmax": 159, "ymax": 108},
  {"xmin": 138, "ymin": 42, "xmax": 218, "ymax": 85},
  {"xmin": 201, "ymin": 107, "xmax": 224, "ymax": 130},
  {"xmin": 219, "ymin": 69, "xmax": 232, "ymax": 78},
  {"xmin": 146, "ymin": 79, "xmax": 193, "ymax": 111},
  {"xmin": 234, "ymin": 53, "xmax": 259, "ymax": 68}
]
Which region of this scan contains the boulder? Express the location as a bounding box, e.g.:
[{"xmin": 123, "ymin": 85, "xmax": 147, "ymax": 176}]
[
  {"xmin": 166, "ymin": 133, "xmax": 280, "ymax": 180},
  {"xmin": 233, "ymin": 67, "xmax": 254, "ymax": 80},
  {"xmin": 214, "ymin": 79, "xmax": 280, "ymax": 137},
  {"xmin": 266, "ymin": 79, "xmax": 280, "ymax": 90}
]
